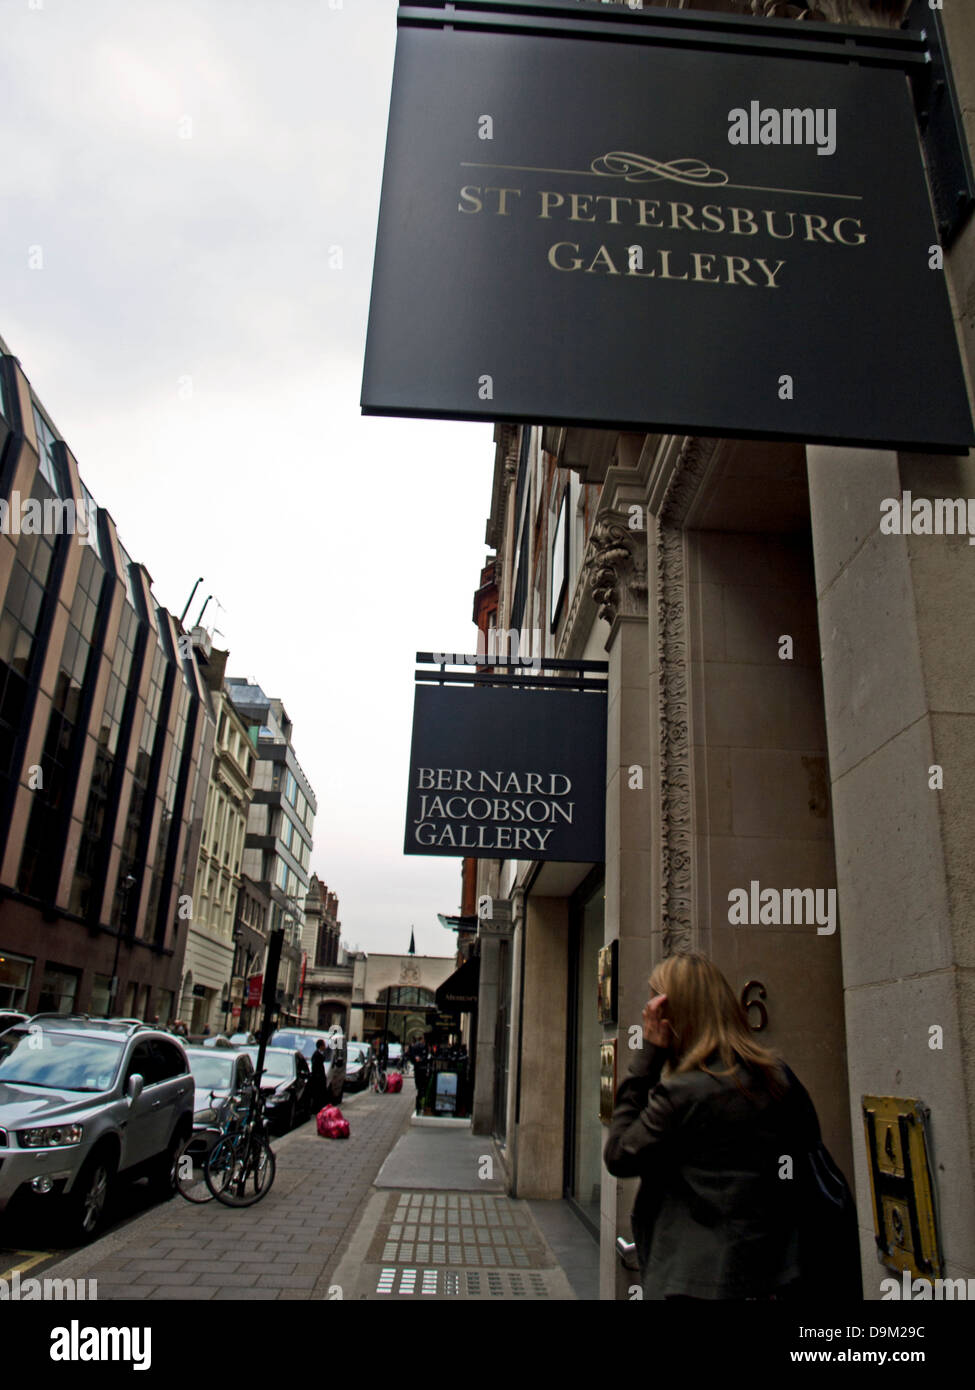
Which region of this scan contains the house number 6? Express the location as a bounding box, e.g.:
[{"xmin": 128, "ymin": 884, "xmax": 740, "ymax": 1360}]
[{"xmin": 741, "ymin": 980, "xmax": 768, "ymax": 1032}]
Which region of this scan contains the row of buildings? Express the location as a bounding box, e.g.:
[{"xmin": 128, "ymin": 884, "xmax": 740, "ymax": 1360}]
[
  {"xmin": 438, "ymin": 0, "xmax": 975, "ymax": 1302},
  {"xmin": 0, "ymin": 333, "xmax": 349, "ymax": 1037}
]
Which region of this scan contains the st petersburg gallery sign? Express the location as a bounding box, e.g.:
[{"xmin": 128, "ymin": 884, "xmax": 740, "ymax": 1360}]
[{"xmin": 362, "ymin": 3, "xmax": 974, "ymax": 453}]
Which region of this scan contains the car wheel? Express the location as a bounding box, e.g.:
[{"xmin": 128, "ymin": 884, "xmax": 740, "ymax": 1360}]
[
  {"xmin": 68, "ymin": 1149, "xmax": 116, "ymax": 1244},
  {"xmin": 146, "ymin": 1126, "xmax": 186, "ymax": 1200}
]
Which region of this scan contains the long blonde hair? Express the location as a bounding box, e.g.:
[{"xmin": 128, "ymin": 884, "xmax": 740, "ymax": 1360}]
[{"xmin": 649, "ymin": 950, "xmax": 787, "ymax": 1098}]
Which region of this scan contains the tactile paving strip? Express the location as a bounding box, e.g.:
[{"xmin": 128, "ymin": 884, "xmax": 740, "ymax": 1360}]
[
  {"xmin": 362, "ymin": 1192, "xmax": 562, "ymax": 1298},
  {"xmin": 366, "ymin": 1191, "xmax": 555, "ymax": 1270},
  {"xmin": 371, "ymin": 1266, "xmax": 554, "ymax": 1299}
]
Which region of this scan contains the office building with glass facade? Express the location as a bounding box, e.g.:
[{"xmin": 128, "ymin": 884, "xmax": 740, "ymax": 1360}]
[{"xmin": 0, "ymin": 338, "xmax": 214, "ymax": 1022}]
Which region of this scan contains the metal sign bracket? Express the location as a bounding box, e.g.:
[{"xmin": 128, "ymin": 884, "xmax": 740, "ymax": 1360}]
[{"xmin": 903, "ymin": 1, "xmax": 975, "ymax": 246}]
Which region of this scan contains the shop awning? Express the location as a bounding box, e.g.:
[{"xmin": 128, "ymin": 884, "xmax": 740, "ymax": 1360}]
[{"xmin": 435, "ymin": 956, "xmax": 480, "ymax": 1013}]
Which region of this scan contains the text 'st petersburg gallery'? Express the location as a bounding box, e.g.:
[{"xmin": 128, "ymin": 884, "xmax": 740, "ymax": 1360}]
[{"xmin": 362, "ymin": 14, "xmax": 974, "ymax": 452}]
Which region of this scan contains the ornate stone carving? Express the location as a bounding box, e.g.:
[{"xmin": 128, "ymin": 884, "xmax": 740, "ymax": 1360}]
[
  {"xmin": 750, "ymin": 2, "xmax": 827, "ymax": 18},
  {"xmin": 399, "ymin": 959, "xmax": 420, "ymax": 986},
  {"xmin": 653, "ymin": 437, "xmax": 720, "ymax": 954},
  {"xmin": 584, "ymin": 516, "xmax": 648, "ymax": 625},
  {"xmin": 750, "ymin": 0, "xmax": 906, "ymax": 23},
  {"xmin": 502, "ymin": 429, "xmax": 519, "ymax": 485}
]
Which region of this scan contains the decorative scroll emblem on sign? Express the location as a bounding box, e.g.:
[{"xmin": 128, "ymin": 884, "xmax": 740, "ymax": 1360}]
[{"xmin": 589, "ymin": 153, "xmax": 729, "ymax": 185}]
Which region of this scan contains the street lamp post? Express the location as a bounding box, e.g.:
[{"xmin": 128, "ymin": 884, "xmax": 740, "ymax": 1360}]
[
  {"xmin": 382, "ymin": 987, "xmax": 392, "ymax": 1070},
  {"xmin": 254, "ymin": 925, "xmax": 285, "ymax": 1094}
]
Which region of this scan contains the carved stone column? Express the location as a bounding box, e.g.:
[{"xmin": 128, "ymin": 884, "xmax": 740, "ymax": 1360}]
[
  {"xmin": 650, "ymin": 436, "xmax": 721, "ymax": 954},
  {"xmin": 584, "ymin": 505, "xmax": 652, "ymax": 1298}
]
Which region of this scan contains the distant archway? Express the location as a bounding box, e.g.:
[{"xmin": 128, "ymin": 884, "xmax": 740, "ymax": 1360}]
[{"xmin": 376, "ymin": 986, "xmax": 435, "ymax": 1008}]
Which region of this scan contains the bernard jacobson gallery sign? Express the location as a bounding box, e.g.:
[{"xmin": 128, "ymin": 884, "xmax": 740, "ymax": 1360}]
[
  {"xmin": 405, "ymin": 684, "xmax": 606, "ymax": 862},
  {"xmin": 362, "ymin": 14, "xmax": 974, "ymax": 452}
]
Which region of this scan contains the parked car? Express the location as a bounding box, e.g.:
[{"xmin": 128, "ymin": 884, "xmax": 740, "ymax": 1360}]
[
  {"xmin": 228, "ymin": 1032, "xmax": 257, "ymax": 1048},
  {"xmin": 0, "ymin": 1012, "xmax": 29, "ymax": 1034},
  {"xmin": 202, "ymin": 1034, "xmax": 234, "ymax": 1049},
  {"xmin": 242, "ymin": 1046, "xmax": 311, "ymax": 1133},
  {"xmin": 270, "ymin": 1029, "xmax": 346, "ymax": 1102},
  {"xmin": 344, "ymin": 1042, "xmax": 375, "ymax": 1092},
  {"xmin": 0, "ymin": 1017, "xmax": 193, "ymax": 1242},
  {"xmin": 184, "ymin": 1047, "xmax": 255, "ymax": 1156}
]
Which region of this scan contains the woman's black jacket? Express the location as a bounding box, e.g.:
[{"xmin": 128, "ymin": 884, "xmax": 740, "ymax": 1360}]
[{"xmin": 604, "ymin": 1040, "xmax": 819, "ymax": 1300}]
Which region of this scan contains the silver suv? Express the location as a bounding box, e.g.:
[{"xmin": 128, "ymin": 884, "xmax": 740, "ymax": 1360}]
[{"xmin": 0, "ymin": 1016, "xmax": 194, "ymax": 1242}]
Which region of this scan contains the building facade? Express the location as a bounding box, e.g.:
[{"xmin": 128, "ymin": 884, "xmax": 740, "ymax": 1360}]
[
  {"xmin": 225, "ymin": 679, "xmax": 316, "ymax": 1022},
  {"xmin": 300, "ymin": 873, "xmax": 354, "ymax": 1030},
  {"xmin": 460, "ymin": 0, "xmax": 975, "ymax": 1302},
  {"xmin": 348, "ymin": 952, "xmax": 456, "ymax": 1047},
  {"xmin": 0, "ymin": 338, "xmax": 214, "ymax": 1023},
  {"xmin": 179, "ymin": 653, "xmax": 256, "ymax": 1033},
  {"xmin": 230, "ymin": 872, "xmax": 271, "ymax": 1035}
]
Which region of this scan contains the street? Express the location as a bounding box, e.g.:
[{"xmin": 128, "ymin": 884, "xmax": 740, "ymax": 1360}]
[
  {"xmin": 1, "ymin": 1083, "xmax": 599, "ymax": 1303},
  {"xmin": 1, "ymin": 1086, "xmax": 415, "ymax": 1300}
]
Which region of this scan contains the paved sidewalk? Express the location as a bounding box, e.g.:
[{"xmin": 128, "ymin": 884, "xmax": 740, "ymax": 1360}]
[
  {"xmin": 44, "ymin": 1087, "xmax": 415, "ymax": 1301},
  {"xmin": 375, "ymin": 1118, "xmax": 506, "ymax": 1191},
  {"xmin": 332, "ymin": 1118, "xmax": 600, "ymax": 1300}
]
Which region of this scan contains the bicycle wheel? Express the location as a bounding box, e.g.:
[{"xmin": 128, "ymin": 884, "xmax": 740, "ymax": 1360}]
[
  {"xmin": 174, "ymin": 1137, "xmax": 214, "ymax": 1204},
  {"xmin": 376, "ymin": 1070, "xmax": 388, "ymax": 1094},
  {"xmin": 206, "ymin": 1130, "xmax": 276, "ymax": 1207}
]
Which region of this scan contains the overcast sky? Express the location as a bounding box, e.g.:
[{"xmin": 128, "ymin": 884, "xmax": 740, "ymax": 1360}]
[{"xmin": 0, "ymin": 0, "xmax": 495, "ymax": 958}]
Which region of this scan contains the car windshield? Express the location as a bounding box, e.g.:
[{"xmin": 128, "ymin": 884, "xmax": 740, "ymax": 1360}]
[
  {"xmin": 347, "ymin": 1044, "xmax": 366, "ymax": 1063},
  {"xmin": 188, "ymin": 1055, "xmax": 235, "ymax": 1091},
  {"xmin": 0, "ymin": 1030, "xmax": 123, "ymax": 1092},
  {"xmin": 247, "ymin": 1050, "xmax": 293, "ymax": 1080},
  {"xmin": 273, "ymin": 1032, "xmax": 329, "ymax": 1060}
]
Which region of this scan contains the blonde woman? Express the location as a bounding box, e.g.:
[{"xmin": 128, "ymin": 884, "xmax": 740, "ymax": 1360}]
[{"xmin": 604, "ymin": 950, "xmax": 848, "ymax": 1300}]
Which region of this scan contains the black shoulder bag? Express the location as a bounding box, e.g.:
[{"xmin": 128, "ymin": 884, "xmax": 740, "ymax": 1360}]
[{"xmin": 782, "ymin": 1066, "xmax": 862, "ymax": 1300}]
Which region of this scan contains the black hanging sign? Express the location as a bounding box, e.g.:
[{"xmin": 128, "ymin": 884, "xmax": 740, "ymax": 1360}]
[
  {"xmin": 405, "ymin": 682, "xmax": 606, "ymax": 862},
  {"xmin": 362, "ymin": 6, "xmax": 974, "ymax": 452}
]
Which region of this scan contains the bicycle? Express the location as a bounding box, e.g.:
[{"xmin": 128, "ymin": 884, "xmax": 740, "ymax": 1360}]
[
  {"xmin": 371, "ymin": 1062, "xmax": 388, "ymax": 1094},
  {"xmin": 204, "ymin": 1083, "xmax": 276, "ymax": 1207},
  {"xmin": 174, "ymin": 1087, "xmax": 240, "ymax": 1204},
  {"xmin": 174, "ymin": 1137, "xmax": 214, "ymax": 1203}
]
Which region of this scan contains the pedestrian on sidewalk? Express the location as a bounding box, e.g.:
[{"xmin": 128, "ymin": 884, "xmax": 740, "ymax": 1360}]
[
  {"xmin": 409, "ymin": 1035, "xmax": 429, "ymax": 1115},
  {"xmin": 604, "ymin": 949, "xmax": 855, "ymax": 1301},
  {"xmin": 310, "ymin": 1039, "xmax": 329, "ymax": 1114}
]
